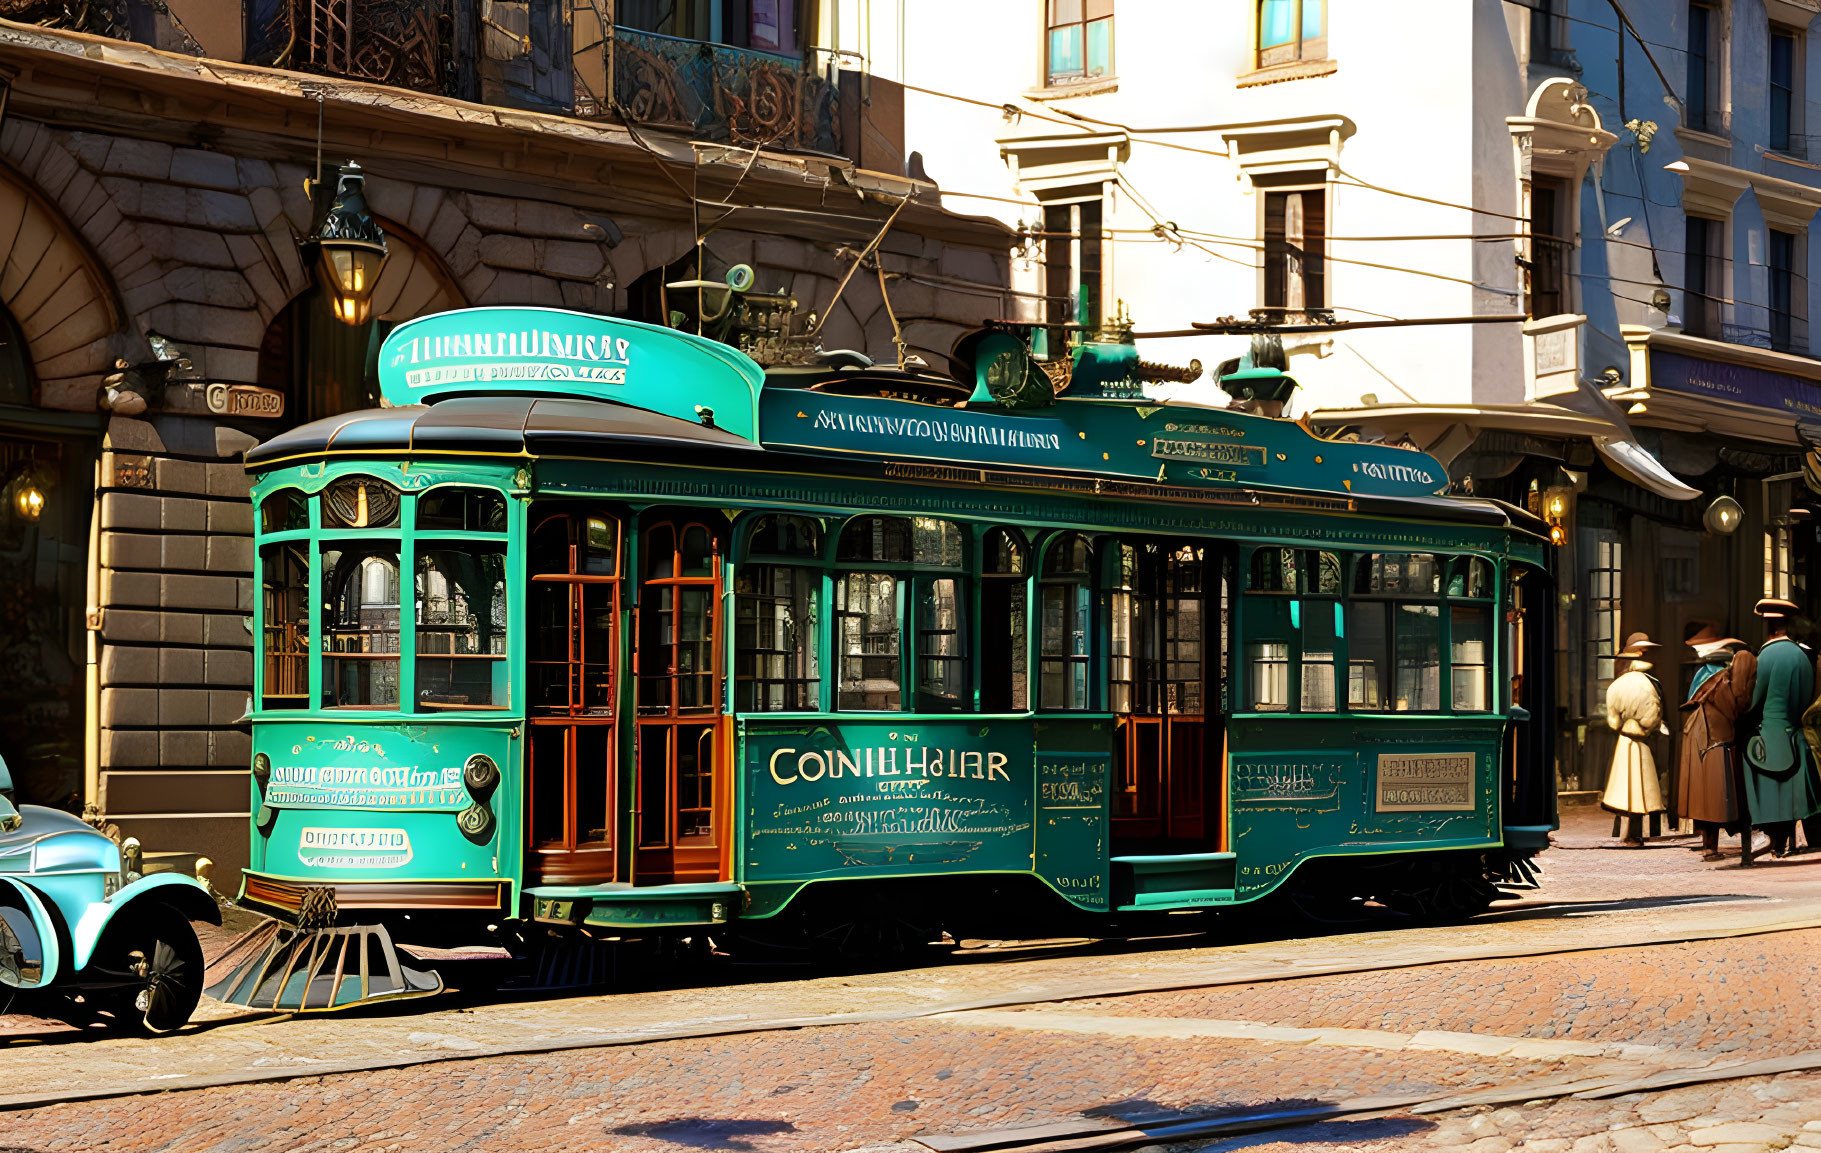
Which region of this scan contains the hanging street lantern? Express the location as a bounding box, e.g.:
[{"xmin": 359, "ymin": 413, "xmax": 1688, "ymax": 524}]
[
  {"xmin": 303, "ymin": 162, "xmax": 389, "ymax": 326},
  {"xmin": 1704, "ymin": 494, "xmax": 1744, "ymax": 535}
]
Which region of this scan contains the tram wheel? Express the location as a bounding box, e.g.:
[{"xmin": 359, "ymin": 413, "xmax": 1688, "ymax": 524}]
[{"xmin": 806, "ymin": 911, "xmax": 949, "ymax": 971}]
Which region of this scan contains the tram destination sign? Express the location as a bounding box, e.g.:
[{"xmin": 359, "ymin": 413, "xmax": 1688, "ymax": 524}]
[
  {"xmin": 377, "ymin": 307, "xmax": 765, "ymax": 440},
  {"xmin": 1374, "ymin": 751, "xmax": 1477, "ymax": 812},
  {"xmin": 759, "ymin": 390, "xmax": 1447, "ymax": 500}
]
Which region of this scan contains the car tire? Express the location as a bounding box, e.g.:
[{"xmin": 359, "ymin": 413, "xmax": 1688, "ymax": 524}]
[{"xmin": 86, "ymin": 906, "xmax": 204, "ymax": 1034}]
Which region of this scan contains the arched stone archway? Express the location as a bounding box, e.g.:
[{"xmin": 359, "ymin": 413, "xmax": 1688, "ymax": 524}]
[{"xmin": 0, "ymin": 161, "xmax": 120, "ymax": 405}]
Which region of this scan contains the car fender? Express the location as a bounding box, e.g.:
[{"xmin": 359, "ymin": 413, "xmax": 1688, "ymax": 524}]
[
  {"xmin": 70, "ymin": 874, "xmax": 221, "ymax": 973},
  {"xmin": 0, "ymin": 877, "xmax": 65, "ymax": 988}
]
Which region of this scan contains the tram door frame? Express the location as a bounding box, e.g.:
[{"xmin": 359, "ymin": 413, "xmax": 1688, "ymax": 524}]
[
  {"xmin": 524, "ymin": 507, "xmax": 623, "ymax": 887},
  {"xmin": 632, "ymin": 513, "xmax": 730, "ymax": 885},
  {"xmin": 1108, "ymin": 539, "xmax": 1225, "ymax": 851}
]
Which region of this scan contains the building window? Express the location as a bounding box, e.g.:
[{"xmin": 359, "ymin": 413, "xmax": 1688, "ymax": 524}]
[
  {"xmin": 1258, "ymin": 0, "xmax": 1325, "ymax": 68},
  {"xmin": 618, "ymin": 0, "xmax": 801, "ymax": 54},
  {"xmin": 1771, "ymin": 228, "xmax": 1800, "ymax": 352},
  {"xmin": 1046, "ymin": 0, "xmax": 1113, "ymax": 86},
  {"xmin": 1263, "ymin": 187, "xmax": 1326, "ymax": 315},
  {"xmin": 1684, "ymin": 215, "xmax": 1723, "ymax": 338},
  {"xmin": 1587, "ymin": 536, "xmax": 1623, "ymax": 711},
  {"xmin": 1527, "ymin": 175, "xmax": 1570, "ymax": 319},
  {"xmin": 1043, "ymin": 199, "xmax": 1104, "ymax": 355},
  {"xmin": 1687, "ymin": 2, "xmax": 1723, "ymax": 136},
  {"xmin": 1529, "ymin": 0, "xmax": 1567, "ymax": 65},
  {"xmin": 1771, "ymin": 27, "xmax": 1802, "ymax": 155}
]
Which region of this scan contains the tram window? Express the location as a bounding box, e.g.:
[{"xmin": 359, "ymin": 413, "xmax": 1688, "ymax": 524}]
[
  {"xmin": 1160, "ymin": 544, "xmax": 1204, "ymax": 715},
  {"xmin": 1039, "ymin": 533, "xmax": 1094, "ymax": 710},
  {"xmin": 416, "ymin": 547, "xmax": 509, "ymax": 710},
  {"xmin": 747, "ymin": 515, "xmax": 822, "ymax": 558},
  {"xmin": 1247, "ymin": 593, "xmax": 1293, "ymax": 712},
  {"xmin": 1354, "ymin": 552, "xmax": 1441, "ymax": 595},
  {"xmin": 322, "ymin": 476, "xmax": 401, "ymax": 529},
  {"xmin": 321, "ymin": 546, "xmax": 401, "ymax": 708},
  {"xmin": 838, "ymin": 517, "xmax": 911, "ymax": 563},
  {"xmin": 1301, "ymin": 600, "xmax": 1340, "ymax": 712},
  {"xmin": 1394, "ymin": 604, "xmax": 1443, "ymax": 711},
  {"xmin": 980, "ymin": 528, "xmax": 1029, "ymax": 713},
  {"xmin": 912, "ymin": 518, "xmax": 964, "ymax": 567},
  {"xmin": 916, "ymin": 577, "xmax": 967, "ymax": 711},
  {"xmin": 1448, "ymin": 556, "xmax": 1494, "ymax": 599},
  {"xmin": 834, "ymin": 572, "xmax": 901, "ymax": 710},
  {"xmin": 638, "ymin": 527, "xmax": 720, "ymax": 714},
  {"xmin": 1451, "ymin": 604, "xmax": 1493, "ymax": 711},
  {"xmin": 1248, "ymin": 548, "xmax": 1299, "ymax": 592},
  {"xmin": 1348, "ymin": 602, "xmax": 1389, "ymax": 710},
  {"xmin": 735, "ymin": 566, "xmax": 819, "ymax": 711},
  {"xmin": 260, "ymin": 543, "xmax": 309, "ymax": 710},
  {"xmin": 417, "ymin": 488, "xmax": 507, "ymax": 533},
  {"xmin": 1109, "ymin": 544, "xmax": 1138, "ymax": 714},
  {"xmin": 260, "ymin": 490, "xmax": 307, "ymax": 534}
]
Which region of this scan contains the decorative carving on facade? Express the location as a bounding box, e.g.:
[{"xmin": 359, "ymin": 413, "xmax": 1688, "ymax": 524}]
[{"xmin": 250, "ymin": 0, "xmax": 458, "ymax": 96}]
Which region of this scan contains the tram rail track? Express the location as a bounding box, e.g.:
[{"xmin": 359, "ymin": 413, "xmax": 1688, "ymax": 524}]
[{"xmin": 2, "ymin": 900, "xmax": 1821, "ymax": 1117}]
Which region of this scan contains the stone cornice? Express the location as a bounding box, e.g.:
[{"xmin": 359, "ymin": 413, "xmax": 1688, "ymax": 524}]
[{"xmin": 0, "ymin": 19, "xmax": 1011, "ymax": 249}]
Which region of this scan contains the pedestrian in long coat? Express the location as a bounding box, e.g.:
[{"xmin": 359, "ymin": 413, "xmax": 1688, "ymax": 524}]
[
  {"xmin": 1745, "ymin": 598, "xmax": 1821, "ymax": 856},
  {"xmin": 1603, "ymin": 632, "xmax": 1667, "ymax": 846},
  {"xmin": 1676, "ymin": 626, "xmax": 1755, "ymax": 863}
]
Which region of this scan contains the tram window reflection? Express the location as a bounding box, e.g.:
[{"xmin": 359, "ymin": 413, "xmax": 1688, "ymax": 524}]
[
  {"xmin": 1394, "ymin": 604, "xmax": 1443, "ymax": 711},
  {"xmin": 259, "ymin": 489, "xmax": 307, "ymax": 534},
  {"xmin": 416, "ymin": 547, "xmax": 509, "ymax": 710},
  {"xmin": 916, "ymin": 577, "xmax": 966, "ymax": 711},
  {"xmin": 1039, "ymin": 533, "xmax": 1094, "ymax": 711},
  {"xmin": 1355, "ymin": 552, "xmax": 1441, "ymax": 596},
  {"xmin": 1301, "ymin": 600, "xmax": 1340, "ymax": 712},
  {"xmin": 260, "ymin": 543, "xmax": 309, "ymax": 710},
  {"xmin": 735, "ymin": 565, "xmax": 819, "ymax": 711},
  {"xmin": 747, "ymin": 514, "xmax": 822, "ymax": 558},
  {"xmin": 321, "ymin": 546, "xmax": 401, "ymax": 708},
  {"xmin": 980, "ymin": 528, "xmax": 1029, "ymax": 713},
  {"xmin": 1451, "ymin": 604, "xmax": 1493, "ymax": 711},
  {"xmin": 1348, "ymin": 601, "xmax": 1389, "ymax": 710},
  {"xmin": 838, "ymin": 516, "xmax": 911, "ymax": 563},
  {"xmin": 417, "ymin": 487, "xmax": 507, "ymax": 533},
  {"xmin": 835, "ymin": 572, "xmax": 901, "ymax": 710},
  {"xmin": 912, "ymin": 517, "xmax": 964, "ymax": 567}
]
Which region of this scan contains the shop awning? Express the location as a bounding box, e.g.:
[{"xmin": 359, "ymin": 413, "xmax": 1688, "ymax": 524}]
[{"xmin": 1306, "ymin": 402, "xmax": 1701, "ymax": 502}]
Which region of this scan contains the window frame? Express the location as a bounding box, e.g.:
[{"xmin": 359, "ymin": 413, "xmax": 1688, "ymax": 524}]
[
  {"xmin": 733, "ymin": 514, "xmax": 825, "ymax": 714},
  {"xmin": 1686, "ymin": 1, "xmax": 1726, "ymax": 137},
  {"xmin": 1256, "ymin": 0, "xmax": 1327, "ymax": 69},
  {"xmin": 1237, "ymin": 547, "xmax": 1502, "ymax": 718},
  {"xmin": 1038, "ymin": 531, "xmax": 1098, "ymax": 713},
  {"xmin": 1044, "ymin": 0, "xmax": 1115, "ymax": 88},
  {"xmin": 1258, "ymin": 179, "xmax": 1328, "ymax": 316},
  {"xmin": 828, "ymin": 514, "xmax": 969, "ymax": 714}
]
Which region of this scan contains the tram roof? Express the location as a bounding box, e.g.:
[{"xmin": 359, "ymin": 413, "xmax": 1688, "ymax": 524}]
[{"xmin": 245, "ymin": 307, "xmax": 1541, "ymax": 537}]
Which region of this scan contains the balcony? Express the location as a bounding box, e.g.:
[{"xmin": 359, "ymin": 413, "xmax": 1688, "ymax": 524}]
[{"xmin": 610, "ymin": 28, "xmax": 841, "ymax": 154}]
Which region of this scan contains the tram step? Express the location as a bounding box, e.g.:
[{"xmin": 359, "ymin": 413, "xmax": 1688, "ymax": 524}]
[{"xmin": 1110, "ymin": 852, "xmax": 1237, "ymax": 911}]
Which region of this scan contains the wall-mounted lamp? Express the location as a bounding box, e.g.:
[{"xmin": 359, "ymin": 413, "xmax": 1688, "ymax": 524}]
[
  {"xmin": 6, "ymin": 467, "xmax": 47, "ymax": 523},
  {"xmin": 302, "ymin": 162, "xmax": 389, "ymax": 326},
  {"xmin": 1542, "ymin": 483, "xmax": 1575, "ymax": 546},
  {"xmin": 1704, "ymin": 494, "xmax": 1743, "ymax": 535}
]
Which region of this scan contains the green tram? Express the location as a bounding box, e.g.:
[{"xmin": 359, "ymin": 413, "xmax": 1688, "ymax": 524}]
[{"xmin": 229, "ymin": 306, "xmax": 1556, "ymax": 995}]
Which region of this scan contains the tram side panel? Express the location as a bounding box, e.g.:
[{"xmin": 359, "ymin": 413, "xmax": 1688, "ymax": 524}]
[
  {"xmin": 738, "ymin": 717, "xmax": 1114, "ymax": 918},
  {"xmin": 1226, "ymin": 715, "xmax": 1506, "ymax": 899},
  {"xmin": 248, "ymin": 720, "xmax": 516, "ymax": 907}
]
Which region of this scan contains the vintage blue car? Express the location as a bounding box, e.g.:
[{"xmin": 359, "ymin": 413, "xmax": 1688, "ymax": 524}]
[{"xmin": 0, "ymin": 756, "xmax": 219, "ymax": 1032}]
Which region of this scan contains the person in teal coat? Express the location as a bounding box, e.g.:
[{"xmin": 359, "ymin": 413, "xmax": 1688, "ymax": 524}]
[{"xmin": 1745, "ymin": 597, "xmax": 1821, "ymax": 856}]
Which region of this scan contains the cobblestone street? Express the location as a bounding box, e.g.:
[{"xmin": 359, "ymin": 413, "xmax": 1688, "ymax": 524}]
[{"xmin": 3, "ymin": 807, "xmax": 1821, "ymax": 1151}]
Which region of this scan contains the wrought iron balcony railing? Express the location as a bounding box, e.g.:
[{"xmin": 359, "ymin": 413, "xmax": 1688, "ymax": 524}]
[{"xmin": 611, "ymin": 27, "xmax": 841, "ymax": 154}]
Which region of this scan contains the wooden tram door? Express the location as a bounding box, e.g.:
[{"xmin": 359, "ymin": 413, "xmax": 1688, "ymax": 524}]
[
  {"xmin": 525, "ymin": 509, "xmax": 622, "ymax": 886},
  {"xmin": 633, "ymin": 517, "xmax": 728, "ymax": 885},
  {"xmin": 1110, "ymin": 541, "xmax": 1220, "ymax": 853}
]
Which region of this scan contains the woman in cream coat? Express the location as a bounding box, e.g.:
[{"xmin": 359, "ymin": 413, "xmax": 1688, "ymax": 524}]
[{"xmin": 1603, "ymin": 632, "xmax": 1667, "ymax": 846}]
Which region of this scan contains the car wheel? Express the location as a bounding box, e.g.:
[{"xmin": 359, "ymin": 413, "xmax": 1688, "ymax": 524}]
[{"xmin": 87, "ymin": 907, "xmax": 204, "ymax": 1034}]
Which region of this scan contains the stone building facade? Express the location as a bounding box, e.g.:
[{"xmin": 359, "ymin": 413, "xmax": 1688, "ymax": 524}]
[{"xmin": 0, "ymin": 13, "xmax": 1010, "ymax": 883}]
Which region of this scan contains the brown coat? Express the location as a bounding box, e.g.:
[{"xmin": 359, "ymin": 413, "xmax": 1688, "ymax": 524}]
[{"xmin": 1677, "ymin": 649, "xmax": 1758, "ymax": 826}]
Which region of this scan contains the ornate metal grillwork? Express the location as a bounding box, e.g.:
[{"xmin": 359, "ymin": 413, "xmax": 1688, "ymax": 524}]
[
  {"xmin": 612, "ymin": 27, "xmax": 840, "ymax": 153},
  {"xmin": 250, "ymin": 0, "xmax": 459, "ymax": 96},
  {"xmin": 2, "ymin": 0, "xmax": 129, "ymax": 40}
]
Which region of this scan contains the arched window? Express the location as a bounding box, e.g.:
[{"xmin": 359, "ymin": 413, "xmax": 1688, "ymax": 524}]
[{"xmin": 1039, "ymin": 533, "xmax": 1094, "ymax": 710}]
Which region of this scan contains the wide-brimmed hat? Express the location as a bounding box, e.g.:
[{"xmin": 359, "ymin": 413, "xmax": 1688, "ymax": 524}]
[
  {"xmin": 1685, "ymin": 623, "xmax": 1744, "ymax": 648},
  {"xmin": 1756, "ymin": 597, "xmax": 1802, "ymax": 619},
  {"xmin": 1617, "ymin": 632, "xmax": 1661, "ymax": 659}
]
